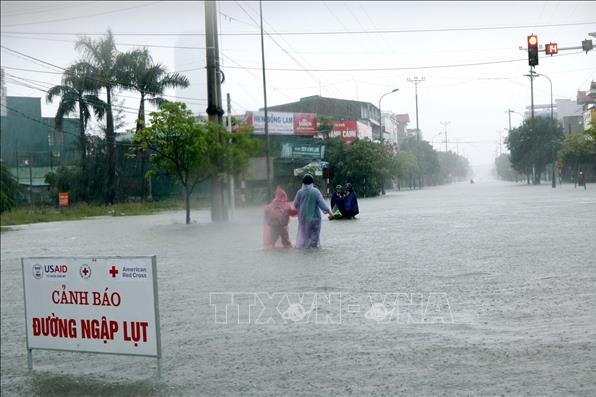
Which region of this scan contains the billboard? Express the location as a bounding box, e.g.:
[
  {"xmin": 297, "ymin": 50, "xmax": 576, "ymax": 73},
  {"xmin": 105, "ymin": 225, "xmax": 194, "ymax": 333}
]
[
  {"xmin": 22, "ymin": 256, "xmax": 161, "ymax": 358},
  {"xmin": 330, "ymin": 120, "xmax": 372, "ymax": 143},
  {"xmin": 244, "ymin": 111, "xmax": 317, "ymax": 136}
]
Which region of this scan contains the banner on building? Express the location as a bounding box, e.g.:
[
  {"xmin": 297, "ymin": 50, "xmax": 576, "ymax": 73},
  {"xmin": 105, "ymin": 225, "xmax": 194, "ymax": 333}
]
[
  {"xmin": 22, "ymin": 256, "xmax": 161, "ymax": 358},
  {"xmin": 281, "ymin": 143, "xmax": 325, "ymax": 159},
  {"xmin": 330, "ymin": 120, "xmax": 373, "ymax": 143},
  {"xmin": 244, "ymin": 111, "xmax": 317, "ymax": 136}
]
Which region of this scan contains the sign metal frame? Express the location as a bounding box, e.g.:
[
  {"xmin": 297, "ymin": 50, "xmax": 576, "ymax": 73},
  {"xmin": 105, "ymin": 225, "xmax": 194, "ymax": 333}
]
[{"xmin": 21, "ymin": 256, "xmax": 162, "ymax": 378}]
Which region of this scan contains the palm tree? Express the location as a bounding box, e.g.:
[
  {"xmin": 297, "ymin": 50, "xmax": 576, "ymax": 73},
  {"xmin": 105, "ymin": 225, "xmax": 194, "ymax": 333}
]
[
  {"xmin": 122, "ymin": 48, "xmax": 190, "ymax": 200},
  {"xmin": 75, "ymin": 29, "xmax": 129, "ymax": 204},
  {"xmin": 47, "ymin": 62, "xmax": 105, "ymax": 201}
]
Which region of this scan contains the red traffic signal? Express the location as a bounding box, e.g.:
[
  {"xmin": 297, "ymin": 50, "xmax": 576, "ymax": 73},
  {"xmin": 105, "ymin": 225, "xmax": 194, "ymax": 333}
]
[
  {"xmin": 527, "ymin": 34, "xmax": 539, "ymax": 66},
  {"xmin": 545, "ymin": 42, "xmax": 558, "ymax": 55}
]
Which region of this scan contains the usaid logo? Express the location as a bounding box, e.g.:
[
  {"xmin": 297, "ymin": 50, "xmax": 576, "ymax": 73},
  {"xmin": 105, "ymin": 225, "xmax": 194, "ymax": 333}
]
[
  {"xmin": 44, "ymin": 264, "xmax": 68, "ymax": 273},
  {"xmin": 43, "ymin": 264, "xmax": 68, "ymax": 279},
  {"xmin": 32, "ymin": 264, "xmax": 43, "ymax": 279}
]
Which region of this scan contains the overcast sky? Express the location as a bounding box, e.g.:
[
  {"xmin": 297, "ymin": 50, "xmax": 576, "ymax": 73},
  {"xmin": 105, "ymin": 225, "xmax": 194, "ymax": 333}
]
[{"xmin": 1, "ymin": 1, "xmax": 595, "ymax": 171}]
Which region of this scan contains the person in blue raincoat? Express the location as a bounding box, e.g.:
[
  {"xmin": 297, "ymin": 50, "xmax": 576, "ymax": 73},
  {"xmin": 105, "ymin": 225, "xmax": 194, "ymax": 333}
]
[
  {"xmin": 293, "ymin": 174, "xmax": 332, "ymax": 248},
  {"xmin": 330, "ymin": 185, "xmax": 344, "ymax": 213},
  {"xmin": 342, "ymin": 183, "xmax": 359, "ymax": 219}
]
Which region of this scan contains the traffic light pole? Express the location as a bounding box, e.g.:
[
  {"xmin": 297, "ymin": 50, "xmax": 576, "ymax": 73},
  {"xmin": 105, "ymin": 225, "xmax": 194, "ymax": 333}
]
[{"xmin": 529, "ymin": 68, "xmax": 535, "ymax": 120}]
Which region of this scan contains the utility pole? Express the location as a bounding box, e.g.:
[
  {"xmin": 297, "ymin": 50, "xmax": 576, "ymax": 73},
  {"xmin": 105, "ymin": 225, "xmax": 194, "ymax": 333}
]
[
  {"xmin": 24, "ymin": 157, "xmax": 33, "ymax": 206},
  {"xmin": 205, "ymin": 0, "xmax": 227, "ymax": 221},
  {"xmin": 527, "ymin": 68, "xmax": 536, "ymax": 119},
  {"xmin": 259, "ymin": 0, "xmax": 272, "ymax": 199},
  {"xmin": 407, "ymin": 76, "xmax": 425, "ymax": 142},
  {"xmin": 226, "ymin": 93, "xmax": 236, "ymax": 217},
  {"xmin": 440, "ymin": 121, "xmax": 450, "ymax": 152},
  {"xmin": 524, "ymin": 68, "xmax": 537, "ymax": 184},
  {"xmin": 507, "ymin": 109, "xmax": 513, "ymax": 134},
  {"xmin": 533, "ymin": 73, "xmax": 556, "ymax": 188},
  {"xmin": 407, "ymin": 76, "xmax": 425, "ymax": 189}
]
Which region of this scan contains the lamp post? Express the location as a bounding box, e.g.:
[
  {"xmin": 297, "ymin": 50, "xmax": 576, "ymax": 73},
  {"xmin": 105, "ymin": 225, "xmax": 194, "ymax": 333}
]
[
  {"xmin": 534, "ymin": 73, "xmax": 556, "ymax": 188},
  {"xmin": 378, "ymin": 88, "xmax": 399, "ymax": 142},
  {"xmin": 24, "ymin": 158, "xmax": 33, "ymax": 206}
]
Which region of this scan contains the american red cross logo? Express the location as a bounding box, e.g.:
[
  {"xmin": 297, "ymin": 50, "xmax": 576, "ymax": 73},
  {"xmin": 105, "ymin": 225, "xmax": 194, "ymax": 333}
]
[
  {"xmin": 109, "ymin": 265, "xmax": 119, "ymax": 278},
  {"xmin": 82, "ymin": 267, "xmax": 89, "ymax": 276}
]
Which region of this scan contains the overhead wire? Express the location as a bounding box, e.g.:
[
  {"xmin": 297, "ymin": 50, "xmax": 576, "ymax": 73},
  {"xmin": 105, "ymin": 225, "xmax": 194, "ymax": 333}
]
[
  {"xmin": 2, "ymin": 2, "xmax": 163, "ymax": 28},
  {"xmin": 2, "ymin": 20, "xmax": 594, "ymax": 36}
]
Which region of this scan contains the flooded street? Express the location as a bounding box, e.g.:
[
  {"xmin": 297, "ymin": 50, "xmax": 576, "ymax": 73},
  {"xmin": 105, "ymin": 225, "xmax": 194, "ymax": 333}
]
[{"xmin": 2, "ymin": 181, "xmax": 595, "ymax": 396}]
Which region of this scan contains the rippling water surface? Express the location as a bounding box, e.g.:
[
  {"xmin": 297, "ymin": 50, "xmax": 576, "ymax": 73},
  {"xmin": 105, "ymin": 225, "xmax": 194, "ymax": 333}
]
[{"xmin": 2, "ymin": 181, "xmax": 595, "ymax": 395}]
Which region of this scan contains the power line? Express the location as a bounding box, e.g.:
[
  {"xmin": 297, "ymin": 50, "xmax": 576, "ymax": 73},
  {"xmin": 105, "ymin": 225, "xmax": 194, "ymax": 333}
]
[
  {"xmin": 217, "ymin": 51, "xmax": 586, "ymax": 72},
  {"xmin": 2, "ymin": 20, "xmax": 594, "ymax": 36},
  {"xmin": 2, "ymin": 2, "xmax": 162, "ymax": 28},
  {"xmin": 1, "ymin": 45, "xmax": 66, "ymax": 71},
  {"xmin": 2, "ymin": 32, "xmax": 525, "ymax": 56},
  {"xmin": 1, "ymin": 66, "xmax": 63, "ymax": 74},
  {"xmin": 1, "ymin": 33, "xmax": 207, "ymax": 50},
  {"xmin": 1, "ymin": 46, "xmax": 210, "ymax": 104},
  {"xmin": 1, "ymin": 2, "xmax": 75, "ymax": 18}
]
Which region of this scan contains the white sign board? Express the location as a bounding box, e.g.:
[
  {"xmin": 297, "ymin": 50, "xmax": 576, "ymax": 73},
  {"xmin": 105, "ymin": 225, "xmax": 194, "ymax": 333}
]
[
  {"xmin": 251, "ymin": 111, "xmax": 294, "ymax": 135},
  {"xmin": 22, "ymin": 256, "xmax": 161, "ymax": 358}
]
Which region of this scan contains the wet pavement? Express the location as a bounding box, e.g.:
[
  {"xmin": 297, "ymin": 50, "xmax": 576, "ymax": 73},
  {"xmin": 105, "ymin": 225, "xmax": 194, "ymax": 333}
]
[{"xmin": 2, "ymin": 180, "xmax": 595, "ymax": 396}]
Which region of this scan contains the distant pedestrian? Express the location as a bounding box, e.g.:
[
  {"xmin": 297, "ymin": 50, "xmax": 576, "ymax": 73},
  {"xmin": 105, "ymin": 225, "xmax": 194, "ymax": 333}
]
[
  {"xmin": 578, "ymin": 171, "xmax": 586, "ymax": 190},
  {"xmin": 263, "ymin": 186, "xmax": 298, "ymax": 250},
  {"xmin": 293, "ymin": 174, "xmax": 332, "ymax": 248}
]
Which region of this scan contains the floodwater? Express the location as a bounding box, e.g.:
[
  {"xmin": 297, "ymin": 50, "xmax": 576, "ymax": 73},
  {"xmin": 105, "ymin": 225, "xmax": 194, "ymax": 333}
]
[{"xmin": 2, "ymin": 180, "xmax": 595, "ymax": 396}]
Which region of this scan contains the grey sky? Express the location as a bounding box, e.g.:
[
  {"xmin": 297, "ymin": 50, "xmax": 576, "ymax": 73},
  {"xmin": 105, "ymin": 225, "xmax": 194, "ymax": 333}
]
[{"xmin": 2, "ymin": 1, "xmax": 595, "ymax": 169}]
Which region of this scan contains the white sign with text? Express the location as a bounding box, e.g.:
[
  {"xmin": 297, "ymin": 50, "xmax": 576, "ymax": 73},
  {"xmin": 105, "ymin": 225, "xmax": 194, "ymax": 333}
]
[{"xmin": 22, "ymin": 256, "xmax": 161, "ymax": 357}]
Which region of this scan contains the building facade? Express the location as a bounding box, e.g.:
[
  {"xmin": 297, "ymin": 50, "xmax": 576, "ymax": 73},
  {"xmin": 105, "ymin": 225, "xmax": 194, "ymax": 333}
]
[{"xmin": 263, "ymin": 95, "xmax": 382, "ymax": 140}]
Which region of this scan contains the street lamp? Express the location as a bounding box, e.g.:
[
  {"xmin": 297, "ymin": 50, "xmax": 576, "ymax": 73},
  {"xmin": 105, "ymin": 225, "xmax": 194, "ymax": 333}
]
[
  {"xmin": 534, "ymin": 72, "xmax": 556, "ymax": 188},
  {"xmin": 378, "ymin": 88, "xmax": 399, "ymax": 142}
]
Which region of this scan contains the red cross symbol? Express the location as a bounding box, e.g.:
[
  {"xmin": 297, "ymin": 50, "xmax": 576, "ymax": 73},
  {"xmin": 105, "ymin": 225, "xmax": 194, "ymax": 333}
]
[
  {"xmin": 109, "ymin": 265, "xmax": 119, "ymax": 278},
  {"xmin": 82, "ymin": 267, "xmax": 89, "ymax": 276}
]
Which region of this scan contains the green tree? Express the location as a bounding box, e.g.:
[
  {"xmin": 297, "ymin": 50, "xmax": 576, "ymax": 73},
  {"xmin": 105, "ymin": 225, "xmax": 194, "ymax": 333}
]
[
  {"xmin": 436, "ymin": 151, "xmax": 470, "ymax": 184},
  {"xmin": 506, "ymin": 117, "xmax": 563, "ymax": 184},
  {"xmin": 494, "ymin": 153, "xmax": 518, "ymax": 181},
  {"xmin": 122, "ymin": 48, "xmax": 190, "ymax": 201},
  {"xmin": 46, "ymin": 62, "xmax": 105, "ymax": 201},
  {"xmin": 201, "ymin": 121, "xmax": 260, "ymax": 222},
  {"xmin": 76, "ymin": 29, "xmax": 130, "ymax": 204},
  {"xmin": 1, "ymin": 161, "xmax": 22, "ymax": 213},
  {"xmin": 133, "ymin": 102, "xmax": 206, "ymax": 223},
  {"xmin": 324, "ymin": 139, "xmax": 393, "ymax": 197},
  {"xmin": 395, "ymin": 151, "xmax": 419, "ymax": 189},
  {"xmin": 133, "ymin": 102, "xmax": 257, "ymax": 224},
  {"xmin": 557, "ymin": 130, "xmax": 595, "ymax": 184},
  {"xmin": 399, "ymin": 136, "xmax": 439, "ymax": 187}
]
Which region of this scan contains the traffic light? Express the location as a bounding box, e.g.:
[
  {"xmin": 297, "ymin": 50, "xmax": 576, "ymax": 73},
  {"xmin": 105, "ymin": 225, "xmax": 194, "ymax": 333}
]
[
  {"xmin": 582, "ymin": 39, "xmax": 593, "ymax": 53},
  {"xmin": 527, "ymin": 34, "xmax": 539, "ymax": 66}
]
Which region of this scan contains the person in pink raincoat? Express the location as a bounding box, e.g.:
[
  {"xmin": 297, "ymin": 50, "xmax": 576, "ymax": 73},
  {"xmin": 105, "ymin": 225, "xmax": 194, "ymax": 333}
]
[{"xmin": 263, "ymin": 186, "xmax": 298, "ymax": 250}]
